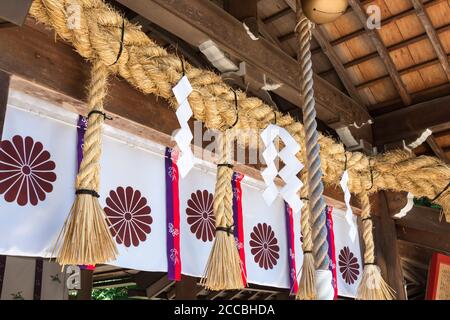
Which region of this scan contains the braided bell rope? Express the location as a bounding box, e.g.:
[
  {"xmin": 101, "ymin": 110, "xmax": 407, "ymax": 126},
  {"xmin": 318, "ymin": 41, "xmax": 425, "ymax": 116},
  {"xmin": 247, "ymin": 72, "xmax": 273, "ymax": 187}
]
[
  {"xmin": 29, "ymin": 0, "xmax": 450, "ymax": 219},
  {"xmin": 296, "ymin": 12, "xmax": 329, "ymax": 270}
]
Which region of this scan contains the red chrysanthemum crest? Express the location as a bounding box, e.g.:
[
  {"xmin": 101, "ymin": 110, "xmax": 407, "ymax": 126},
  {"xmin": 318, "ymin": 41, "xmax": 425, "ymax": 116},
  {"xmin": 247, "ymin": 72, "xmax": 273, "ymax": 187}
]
[
  {"xmin": 338, "ymin": 246, "xmax": 360, "ymax": 285},
  {"xmin": 0, "ymin": 135, "xmax": 56, "ymax": 206},
  {"xmin": 186, "ymin": 190, "xmax": 215, "ymax": 242},
  {"xmin": 249, "ymin": 223, "xmax": 280, "ymax": 270},
  {"xmin": 104, "ymin": 186, "xmax": 153, "ymax": 247}
]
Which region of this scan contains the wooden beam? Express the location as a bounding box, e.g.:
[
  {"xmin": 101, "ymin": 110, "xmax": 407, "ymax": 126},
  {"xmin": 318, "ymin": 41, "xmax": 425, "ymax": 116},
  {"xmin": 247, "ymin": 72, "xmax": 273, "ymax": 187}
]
[
  {"xmin": 77, "ymin": 269, "xmax": 93, "ymax": 300},
  {"xmin": 372, "ymin": 191, "xmax": 407, "ymax": 299},
  {"xmin": 411, "ymin": 0, "xmax": 450, "ymax": 81},
  {"xmin": 426, "ymin": 135, "xmax": 450, "ymax": 163},
  {"xmin": 262, "ymin": 7, "xmax": 292, "ymax": 24},
  {"xmin": 0, "ymin": 69, "xmax": 10, "ymax": 137},
  {"xmin": 396, "ymin": 225, "xmax": 450, "ymax": 255},
  {"xmin": 312, "ymin": 26, "xmax": 364, "ymax": 105},
  {"xmin": 373, "ymin": 95, "xmax": 450, "ymax": 146},
  {"xmin": 145, "ymin": 275, "xmax": 174, "ymax": 299},
  {"xmin": 175, "ymin": 275, "xmax": 199, "ymax": 300},
  {"xmin": 395, "ymin": 206, "xmax": 450, "ymax": 237},
  {"xmin": 348, "ymin": 0, "xmax": 412, "ymax": 106},
  {"xmin": 116, "ymin": 0, "xmax": 371, "ymax": 128},
  {"xmin": 344, "ymin": 23, "xmax": 450, "ymax": 70},
  {"xmin": 0, "ymin": 0, "xmax": 33, "ymax": 26},
  {"xmin": 224, "ymin": 0, "xmax": 259, "ymax": 38},
  {"xmin": 356, "ymin": 56, "xmax": 448, "ymax": 90}
]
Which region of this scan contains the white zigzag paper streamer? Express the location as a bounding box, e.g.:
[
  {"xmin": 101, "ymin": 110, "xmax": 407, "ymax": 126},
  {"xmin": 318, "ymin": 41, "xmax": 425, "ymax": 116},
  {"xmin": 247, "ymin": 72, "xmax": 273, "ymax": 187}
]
[
  {"xmin": 172, "ymin": 76, "xmax": 196, "ymax": 178},
  {"xmin": 340, "ymin": 170, "xmax": 357, "ymax": 241},
  {"xmin": 260, "ymin": 124, "xmax": 304, "ymax": 213}
]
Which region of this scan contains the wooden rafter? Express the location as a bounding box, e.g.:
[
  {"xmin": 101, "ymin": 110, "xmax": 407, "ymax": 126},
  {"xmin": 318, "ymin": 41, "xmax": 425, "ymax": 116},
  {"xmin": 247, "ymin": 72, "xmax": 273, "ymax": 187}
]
[
  {"xmin": 411, "ymin": 0, "xmax": 450, "ymax": 81},
  {"xmin": 262, "ymin": 6, "xmax": 292, "ymax": 24},
  {"xmin": 426, "ymin": 135, "xmax": 450, "ymax": 163},
  {"xmin": 342, "ymin": 23, "xmax": 450, "ymax": 70},
  {"xmin": 312, "ymin": 26, "xmax": 364, "ymax": 105},
  {"xmin": 373, "ymin": 94, "xmax": 450, "ymax": 145},
  {"xmin": 348, "ymin": 0, "xmax": 412, "ymax": 106},
  {"xmin": 356, "ymin": 55, "xmax": 449, "ymax": 89}
]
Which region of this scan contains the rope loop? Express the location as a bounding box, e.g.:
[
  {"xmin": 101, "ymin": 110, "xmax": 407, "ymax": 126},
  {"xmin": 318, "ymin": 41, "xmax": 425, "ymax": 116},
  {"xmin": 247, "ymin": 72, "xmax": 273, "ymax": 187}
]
[
  {"xmin": 430, "ymin": 181, "xmax": 450, "ymax": 202},
  {"xmin": 75, "ymin": 189, "xmax": 100, "ymax": 198},
  {"xmin": 109, "ymin": 18, "xmax": 125, "ymax": 66},
  {"xmin": 87, "ymin": 110, "xmax": 112, "ymax": 120},
  {"xmin": 226, "ymin": 89, "xmax": 239, "ymax": 129},
  {"xmin": 216, "ymin": 225, "xmax": 234, "ymax": 236}
]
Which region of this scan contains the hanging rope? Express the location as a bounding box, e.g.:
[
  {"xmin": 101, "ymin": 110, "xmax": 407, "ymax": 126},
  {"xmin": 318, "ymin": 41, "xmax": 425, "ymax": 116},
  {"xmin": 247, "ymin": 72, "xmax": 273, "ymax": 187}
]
[
  {"xmin": 296, "ymin": 172, "xmax": 316, "ymax": 300},
  {"xmin": 295, "ymin": 12, "xmax": 329, "ymax": 274},
  {"xmin": 356, "ymin": 190, "xmax": 395, "ymax": 300},
  {"xmin": 55, "ymin": 59, "xmax": 118, "ymax": 265},
  {"xmin": 29, "ymin": 0, "xmax": 450, "ymax": 221},
  {"xmin": 200, "ymin": 132, "xmax": 244, "ymax": 291}
]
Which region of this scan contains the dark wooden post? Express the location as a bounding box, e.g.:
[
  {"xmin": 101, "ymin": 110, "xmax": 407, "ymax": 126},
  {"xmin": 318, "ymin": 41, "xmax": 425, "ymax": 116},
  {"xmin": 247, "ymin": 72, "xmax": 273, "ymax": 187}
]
[
  {"xmin": 372, "ymin": 191, "xmax": 407, "ymax": 300},
  {"xmin": 77, "ymin": 269, "xmax": 94, "ymax": 300},
  {"xmin": 175, "ymin": 275, "xmax": 198, "ymax": 300},
  {"xmin": 0, "ymin": 70, "xmax": 10, "ymax": 137}
]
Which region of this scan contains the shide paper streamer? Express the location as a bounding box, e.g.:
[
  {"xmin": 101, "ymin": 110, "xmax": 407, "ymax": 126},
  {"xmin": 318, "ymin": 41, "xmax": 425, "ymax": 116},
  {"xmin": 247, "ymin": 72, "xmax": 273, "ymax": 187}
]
[{"xmin": 260, "ymin": 124, "xmax": 304, "ymax": 213}]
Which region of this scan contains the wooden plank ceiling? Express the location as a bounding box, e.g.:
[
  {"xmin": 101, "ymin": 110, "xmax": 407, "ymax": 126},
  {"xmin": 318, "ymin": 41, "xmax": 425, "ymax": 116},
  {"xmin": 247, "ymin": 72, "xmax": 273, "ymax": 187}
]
[{"xmin": 257, "ymin": 0, "xmax": 450, "ymax": 160}]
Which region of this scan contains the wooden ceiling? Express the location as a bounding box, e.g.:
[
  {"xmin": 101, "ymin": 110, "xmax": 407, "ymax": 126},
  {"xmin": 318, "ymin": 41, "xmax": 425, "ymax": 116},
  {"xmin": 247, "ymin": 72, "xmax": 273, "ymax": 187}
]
[{"xmin": 257, "ymin": 0, "xmax": 450, "ymax": 160}]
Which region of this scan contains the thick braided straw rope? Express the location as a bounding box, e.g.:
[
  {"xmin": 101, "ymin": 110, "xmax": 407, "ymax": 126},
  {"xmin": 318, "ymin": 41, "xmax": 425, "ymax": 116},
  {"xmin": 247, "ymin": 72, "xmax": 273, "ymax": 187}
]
[
  {"xmin": 296, "ymin": 11, "xmax": 329, "ymax": 274},
  {"xmin": 55, "ymin": 59, "xmax": 118, "ymax": 265},
  {"xmin": 29, "ymin": 0, "xmax": 450, "ymax": 219},
  {"xmin": 200, "ymin": 132, "xmax": 244, "ymax": 290},
  {"xmin": 296, "ymin": 176, "xmax": 316, "ymax": 300},
  {"xmin": 356, "ymin": 191, "xmax": 395, "ymax": 300}
]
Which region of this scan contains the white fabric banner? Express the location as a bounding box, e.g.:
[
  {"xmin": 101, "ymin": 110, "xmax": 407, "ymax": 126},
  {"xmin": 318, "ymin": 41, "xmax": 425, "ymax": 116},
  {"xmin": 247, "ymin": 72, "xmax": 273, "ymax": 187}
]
[
  {"xmin": 0, "ymin": 91, "xmax": 78, "ymax": 257},
  {"xmin": 179, "ymin": 163, "xmax": 217, "ymax": 277},
  {"xmin": 0, "ymin": 90, "xmax": 362, "ymax": 297},
  {"xmin": 0, "ymin": 90, "xmax": 168, "ymax": 274},
  {"xmin": 241, "ymin": 178, "xmax": 302, "ymax": 289},
  {"xmin": 332, "ymin": 208, "xmax": 363, "ymax": 298},
  {"xmin": 98, "ymin": 129, "xmax": 167, "ymax": 273}
]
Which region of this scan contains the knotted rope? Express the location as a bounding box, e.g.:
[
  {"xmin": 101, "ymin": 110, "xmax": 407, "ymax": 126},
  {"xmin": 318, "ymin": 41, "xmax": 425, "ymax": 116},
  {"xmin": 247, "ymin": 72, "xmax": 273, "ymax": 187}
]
[
  {"xmin": 356, "ymin": 190, "xmax": 395, "ymax": 300},
  {"xmin": 55, "ymin": 59, "xmax": 118, "ymax": 265},
  {"xmin": 201, "ymin": 132, "xmax": 244, "ymax": 290},
  {"xmin": 29, "ymin": 0, "xmax": 450, "ymax": 220}
]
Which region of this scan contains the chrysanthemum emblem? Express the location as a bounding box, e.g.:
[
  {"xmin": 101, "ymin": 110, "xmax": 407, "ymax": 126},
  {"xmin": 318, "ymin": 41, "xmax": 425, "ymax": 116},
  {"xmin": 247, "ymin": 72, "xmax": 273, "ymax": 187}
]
[
  {"xmin": 249, "ymin": 223, "xmax": 280, "ymax": 270},
  {"xmin": 104, "ymin": 186, "xmax": 153, "ymax": 247},
  {"xmin": 0, "ymin": 135, "xmax": 56, "ymax": 206},
  {"xmin": 338, "ymin": 246, "xmax": 360, "ymax": 285},
  {"xmin": 186, "ymin": 190, "xmax": 215, "ymax": 242}
]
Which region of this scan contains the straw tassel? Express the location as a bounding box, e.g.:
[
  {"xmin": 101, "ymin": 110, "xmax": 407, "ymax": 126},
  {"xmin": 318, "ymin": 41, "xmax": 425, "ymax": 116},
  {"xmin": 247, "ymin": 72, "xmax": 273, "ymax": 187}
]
[
  {"xmin": 356, "ymin": 191, "xmax": 395, "ymax": 300},
  {"xmin": 54, "ymin": 60, "xmax": 118, "ymax": 266},
  {"xmin": 200, "ymin": 132, "xmax": 244, "ymax": 291},
  {"xmin": 296, "ymin": 170, "xmax": 316, "ymax": 299}
]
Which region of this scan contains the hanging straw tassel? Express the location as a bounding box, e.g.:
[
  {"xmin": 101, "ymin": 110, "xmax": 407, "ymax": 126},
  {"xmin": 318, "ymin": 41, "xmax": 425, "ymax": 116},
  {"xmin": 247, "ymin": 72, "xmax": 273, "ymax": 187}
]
[
  {"xmin": 356, "ymin": 190, "xmax": 395, "ymax": 300},
  {"xmin": 200, "ymin": 132, "xmax": 244, "ymax": 291},
  {"xmin": 54, "ymin": 60, "xmax": 118, "ymax": 266},
  {"xmin": 296, "ymin": 173, "xmax": 316, "ymax": 300}
]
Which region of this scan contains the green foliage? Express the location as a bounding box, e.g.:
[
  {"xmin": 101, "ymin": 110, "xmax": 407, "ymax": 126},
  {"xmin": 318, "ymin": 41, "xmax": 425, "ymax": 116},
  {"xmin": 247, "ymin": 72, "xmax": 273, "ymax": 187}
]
[
  {"xmin": 91, "ymin": 286, "xmax": 133, "ymax": 300},
  {"xmin": 414, "ymin": 197, "xmax": 441, "ymax": 210}
]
